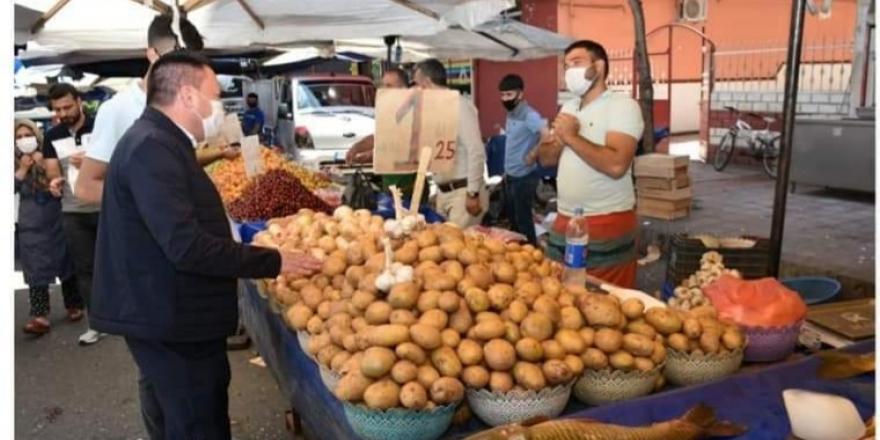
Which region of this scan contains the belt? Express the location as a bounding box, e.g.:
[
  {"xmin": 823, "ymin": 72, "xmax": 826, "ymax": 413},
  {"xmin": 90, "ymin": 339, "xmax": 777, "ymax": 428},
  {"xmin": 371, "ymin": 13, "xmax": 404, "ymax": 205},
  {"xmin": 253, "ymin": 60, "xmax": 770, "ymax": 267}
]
[{"xmin": 435, "ymin": 178, "xmax": 468, "ymax": 193}]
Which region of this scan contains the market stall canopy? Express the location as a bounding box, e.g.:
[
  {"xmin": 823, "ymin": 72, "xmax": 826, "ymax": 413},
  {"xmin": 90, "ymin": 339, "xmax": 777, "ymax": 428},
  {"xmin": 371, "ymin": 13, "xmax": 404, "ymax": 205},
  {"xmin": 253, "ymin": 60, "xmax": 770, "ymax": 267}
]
[
  {"xmin": 16, "ymin": 0, "xmax": 514, "ymax": 57},
  {"xmin": 14, "ymin": 3, "xmax": 43, "ymax": 46}
]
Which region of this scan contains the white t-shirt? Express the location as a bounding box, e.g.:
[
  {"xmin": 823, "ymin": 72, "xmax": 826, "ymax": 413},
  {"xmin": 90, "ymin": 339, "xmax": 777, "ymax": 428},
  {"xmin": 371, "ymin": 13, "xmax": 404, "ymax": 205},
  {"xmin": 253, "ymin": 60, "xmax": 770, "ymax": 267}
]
[
  {"xmin": 86, "ymin": 81, "xmax": 147, "ymax": 163},
  {"xmin": 557, "ymin": 90, "xmax": 644, "ymax": 216}
]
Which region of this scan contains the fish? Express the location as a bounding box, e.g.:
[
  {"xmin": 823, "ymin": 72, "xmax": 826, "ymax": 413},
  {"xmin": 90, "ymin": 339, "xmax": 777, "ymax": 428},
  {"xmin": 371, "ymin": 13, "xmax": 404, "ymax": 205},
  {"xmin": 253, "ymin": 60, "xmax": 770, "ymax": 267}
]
[
  {"xmin": 816, "ymin": 351, "xmax": 875, "ymax": 380},
  {"xmin": 464, "ymin": 404, "xmax": 746, "ymax": 440}
]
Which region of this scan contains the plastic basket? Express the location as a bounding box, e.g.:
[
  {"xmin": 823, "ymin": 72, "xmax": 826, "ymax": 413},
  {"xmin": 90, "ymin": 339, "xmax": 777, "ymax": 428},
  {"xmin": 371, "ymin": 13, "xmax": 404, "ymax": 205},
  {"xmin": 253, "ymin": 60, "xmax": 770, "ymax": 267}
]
[
  {"xmin": 781, "ymin": 277, "xmax": 841, "ymax": 305},
  {"xmin": 666, "ymin": 234, "xmax": 771, "ymax": 286},
  {"xmin": 466, "ymin": 383, "xmax": 573, "ymax": 427},
  {"xmin": 742, "ymin": 320, "xmax": 803, "ymax": 362},
  {"xmin": 664, "ymin": 349, "xmax": 744, "ymax": 386},
  {"xmin": 342, "ymin": 402, "xmax": 456, "ymax": 440},
  {"xmin": 573, "ymin": 366, "xmax": 662, "ymax": 406}
]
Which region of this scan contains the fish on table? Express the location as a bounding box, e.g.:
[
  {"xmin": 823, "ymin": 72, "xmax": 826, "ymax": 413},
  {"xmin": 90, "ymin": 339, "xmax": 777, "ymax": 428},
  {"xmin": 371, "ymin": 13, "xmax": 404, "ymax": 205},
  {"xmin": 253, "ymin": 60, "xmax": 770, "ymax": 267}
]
[
  {"xmin": 816, "ymin": 350, "xmax": 875, "ymax": 380},
  {"xmin": 464, "ymin": 404, "xmax": 746, "ymax": 440}
]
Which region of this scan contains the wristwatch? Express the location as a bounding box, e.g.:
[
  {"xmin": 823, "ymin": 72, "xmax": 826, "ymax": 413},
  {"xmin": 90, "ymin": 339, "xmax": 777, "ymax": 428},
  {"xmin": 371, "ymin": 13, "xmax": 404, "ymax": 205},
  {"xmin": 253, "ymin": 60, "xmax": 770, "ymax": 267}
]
[{"xmin": 466, "ymin": 191, "xmax": 479, "ymax": 198}]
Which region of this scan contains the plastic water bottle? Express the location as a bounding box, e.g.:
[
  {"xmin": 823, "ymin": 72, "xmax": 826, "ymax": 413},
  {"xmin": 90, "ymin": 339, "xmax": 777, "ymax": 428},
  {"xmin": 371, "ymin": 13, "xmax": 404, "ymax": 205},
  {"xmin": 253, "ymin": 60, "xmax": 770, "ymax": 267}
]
[{"xmin": 562, "ymin": 208, "xmax": 589, "ymax": 288}]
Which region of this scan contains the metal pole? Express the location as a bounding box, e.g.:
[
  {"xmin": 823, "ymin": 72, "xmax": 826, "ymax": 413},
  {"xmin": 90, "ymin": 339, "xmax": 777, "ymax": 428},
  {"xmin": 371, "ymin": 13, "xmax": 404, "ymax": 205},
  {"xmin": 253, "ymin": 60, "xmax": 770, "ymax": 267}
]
[{"xmin": 769, "ymin": 0, "xmax": 808, "ymax": 277}]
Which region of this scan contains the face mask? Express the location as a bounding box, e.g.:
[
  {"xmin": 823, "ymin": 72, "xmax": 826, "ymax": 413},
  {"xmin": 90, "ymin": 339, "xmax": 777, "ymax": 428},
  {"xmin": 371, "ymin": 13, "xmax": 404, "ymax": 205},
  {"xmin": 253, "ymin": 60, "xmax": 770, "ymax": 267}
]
[
  {"xmin": 16, "ymin": 136, "xmax": 38, "ymax": 154},
  {"xmin": 565, "ymin": 66, "xmax": 594, "ymax": 97},
  {"xmin": 191, "ymin": 93, "xmax": 225, "ymax": 141},
  {"xmin": 501, "ymin": 94, "xmax": 520, "ymax": 112}
]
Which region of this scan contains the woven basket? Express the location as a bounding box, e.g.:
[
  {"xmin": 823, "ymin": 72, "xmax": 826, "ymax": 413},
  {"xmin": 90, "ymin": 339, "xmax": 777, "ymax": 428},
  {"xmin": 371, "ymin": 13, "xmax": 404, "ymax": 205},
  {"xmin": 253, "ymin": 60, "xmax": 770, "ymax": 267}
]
[
  {"xmin": 342, "ymin": 402, "xmax": 456, "ymax": 440},
  {"xmin": 664, "ymin": 349, "xmax": 744, "ymax": 386},
  {"xmin": 467, "ymin": 383, "xmax": 573, "ymax": 427},
  {"xmin": 574, "ymin": 365, "xmax": 662, "ymax": 406},
  {"xmin": 742, "ymin": 320, "xmax": 803, "ymax": 362}
]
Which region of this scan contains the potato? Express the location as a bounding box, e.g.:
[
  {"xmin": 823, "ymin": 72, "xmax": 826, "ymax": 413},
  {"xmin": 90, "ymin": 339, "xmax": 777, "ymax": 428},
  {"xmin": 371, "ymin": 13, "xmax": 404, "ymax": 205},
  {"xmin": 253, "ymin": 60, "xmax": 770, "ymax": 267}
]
[
  {"xmin": 449, "ymin": 301, "xmax": 474, "ymax": 334},
  {"xmin": 417, "ymin": 365, "xmax": 441, "ymax": 389},
  {"xmin": 651, "ymin": 340, "xmax": 667, "ymax": 365},
  {"xmin": 581, "ymin": 348, "xmax": 609, "ymax": 370},
  {"xmin": 351, "ymin": 291, "xmax": 376, "ymax": 311},
  {"xmin": 722, "ymin": 329, "xmax": 745, "ymax": 350},
  {"xmin": 557, "ymin": 293, "xmax": 576, "ymax": 308},
  {"xmin": 609, "ymin": 351, "xmax": 635, "ymax": 371},
  {"xmin": 423, "ymin": 271, "xmax": 457, "ymax": 291},
  {"xmin": 415, "ymin": 260, "xmax": 439, "ymax": 278},
  {"xmin": 621, "ymin": 298, "xmax": 645, "ymax": 320},
  {"xmin": 344, "ymin": 265, "xmax": 365, "ymax": 285},
  {"xmin": 430, "ymin": 377, "xmax": 465, "ymax": 404},
  {"xmin": 365, "ymin": 324, "xmax": 410, "ymax": 347},
  {"xmin": 306, "ymin": 316, "xmax": 324, "ymax": 335},
  {"xmin": 388, "ymin": 282, "xmax": 420, "ymax": 309},
  {"xmin": 329, "ymin": 325, "xmax": 353, "ymax": 347},
  {"xmin": 622, "ymin": 333, "xmax": 655, "ymax": 357},
  {"xmin": 634, "ymin": 357, "xmax": 656, "ymax": 372},
  {"xmin": 465, "ymin": 264, "xmax": 494, "ymax": 289},
  {"xmin": 318, "ymin": 344, "xmax": 342, "ymax": 367},
  {"xmin": 440, "ymin": 260, "xmax": 465, "ymax": 283},
  {"xmin": 683, "ymin": 318, "xmax": 702, "ymax": 339},
  {"xmin": 409, "ymin": 324, "xmax": 442, "ymax": 350},
  {"xmin": 564, "ymin": 354, "xmax": 585, "ymax": 376},
  {"xmin": 300, "ymin": 285, "xmax": 324, "ymax": 310},
  {"xmin": 579, "ymin": 328, "xmax": 596, "ymax": 347},
  {"xmin": 542, "ymin": 359, "xmax": 574, "ymax": 386},
  {"xmin": 418, "ymin": 245, "xmax": 443, "ymax": 263},
  {"xmin": 335, "ymin": 371, "xmax": 374, "ymax": 401},
  {"xmin": 667, "ymin": 333, "xmax": 690, "ymax": 352},
  {"xmin": 492, "ymin": 262, "xmax": 517, "ymax": 284},
  {"xmin": 541, "ymin": 277, "xmax": 562, "ymax": 298},
  {"xmin": 532, "ymin": 295, "xmax": 562, "ymax": 322},
  {"xmin": 364, "ymin": 380, "xmax": 401, "ymax": 410},
  {"xmin": 458, "ymin": 247, "xmax": 480, "ymax": 266},
  {"xmin": 541, "ymin": 340, "xmax": 566, "ymax": 360},
  {"xmin": 690, "ymin": 305, "xmax": 718, "ymax": 319},
  {"xmin": 286, "ymin": 304, "xmax": 313, "ymax": 330},
  {"xmin": 317, "ymin": 301, "xmax": 333, "ymax": 320},
  {"xmin": 417, "ymin": 290, "xmax": 442, "ymax": 313},
  {"xmin": 462, "ymin": 366, "xmax": 490, "ymax": 389},
  {"xmin": 419, "ymin": 310, "xmax": 449, "ymax": 330},
  {"xmin": 576, "ymin": 294, "xmax": 623, "ymax": 328},
  {"xmin": 558, "ymin": 306, "xmax": 585, "ymax": 331},
  {"xmin": 456, "ymin": 339, "xmax": 484, "ymax": 366},
  {"xmin": 515, "ymin": 338, "xmax": 544, "ymax": 362},
  {"xmin": 342, "ymin": 334, "xmax": 358, "ymax": 353},
  {"xmin": 438, "ymin": 291, "xmax": 461, "ymax": 313},
  {"xmin": 626, "ymin": 320, "xmax": 658, "ymax": 340},
  {"xmin": 698, "ymin": 318, "xmax": 723, "ymax": 336},
  {"xmin": 322, "ymin": 256, "xmax": 347, "ymax": 277},
  {"xmin": 504, "ymin": 321, "xmax": 521, "ymax": 344},
  {"xmin": 513, "ymin": 362, "xmax": 546, "ymax": 391},
  {"xmin": 414, "ymin": 230, "xmax": 439, "ymax": 248},
  {"xmin": 352, "ymin": 317, "xmax": 369, "ymax": 332},
  {"xmin": 440, "ymin": 328, "xmax": 461, "ymax": 348},
  {"xmin": 518, "ymin": 281, "xmax": 543, "ymax": 302},
  {"xmin": 399, "ymin": 381, "xmax": 428, "ymax": 409},
  {"xmin": 431, "ymin": 346, "xmax": 463, "ymax": 378},
  {"xmin": 395, "ymin": 243, "xmax": 419, "ymax": 265},
  {"xmin": 390, "ymin": 309, "xmax": 418, "ymax": 326},
  {"xmin": 361, "ymin": 347, "xmax": 397, "ymax": 378},
  {"xmin": 489, "ymin": 372, "xmax": 514, "ymax": 393},
  {"xmin": 484, "ymin": 339, "xmax": 516, "ymax": 371},
  {"xmin": 391, "ymin": 360, "xmax": 419, "ymax": 384},
  {"xmin": 507, "ymin": 300, "xmax": 529, "ymax": 323},
  {"xmin": 520, "ymin": 313, "xmax": 554, "ymax": 341},
  {"xmin": 396, "ymin": 342, "xmax": 427, "ymax": 365},
  {"xmin": 699, "ymin": 331, "xmax": 721, "ymax": 354},
  {"xmin": 555, "ymin": 329, "xmax": 587, "ymax": 355},
  {"xmin": 472, "ymin": 319, "xmax": 506, "ymax": 340},
  {"xmin": 594, "ymin": 328, "xmax": 624, "ymax": 354},
  {"xmin": 465, "ymin": 288, "xmax": 490, "ymax": 313},
  {"xmin": 476, "ymin": 312, "xmax": 502, "ymax": 322},
  {"xmin": 365, "ymin": 301, "xmax": 393, "ymax": 325},
  {"xmin": 457, "ymin": 277, "xmax": 477, "ymax": 295},
  {"xmin": 358, "ymin": 272, "xmax": 379, "ymax": 295},
  {"xmin": 440, "ymin": 239, "xmax": 465, "ymax": 260},
  {"xmin": 487, "ymin": 284, "xmax": 516, "ymax": 311},
  {"xmin": 645, "ymin": 308, "xmax": 683, "ymax": 335}
]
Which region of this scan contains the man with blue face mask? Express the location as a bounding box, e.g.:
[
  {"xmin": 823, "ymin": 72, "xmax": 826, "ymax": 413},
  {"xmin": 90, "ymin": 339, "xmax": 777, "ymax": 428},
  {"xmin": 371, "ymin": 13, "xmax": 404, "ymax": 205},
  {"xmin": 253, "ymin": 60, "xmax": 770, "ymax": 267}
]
[
  {"xmin": 90, "ymin": 52, "xmax": 322, "ymax": 439},
  {"xmin": 529, "ymin": 40, "xmax": 644, "ymax": 288}
]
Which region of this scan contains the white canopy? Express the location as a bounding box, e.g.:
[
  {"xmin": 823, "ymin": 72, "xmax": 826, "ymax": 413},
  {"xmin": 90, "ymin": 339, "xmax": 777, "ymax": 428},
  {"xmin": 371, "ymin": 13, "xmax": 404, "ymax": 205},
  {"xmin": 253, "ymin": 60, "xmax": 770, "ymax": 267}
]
[{"xmin": 16, "ymin": 0, "xmax": 514, "ymax": 56}]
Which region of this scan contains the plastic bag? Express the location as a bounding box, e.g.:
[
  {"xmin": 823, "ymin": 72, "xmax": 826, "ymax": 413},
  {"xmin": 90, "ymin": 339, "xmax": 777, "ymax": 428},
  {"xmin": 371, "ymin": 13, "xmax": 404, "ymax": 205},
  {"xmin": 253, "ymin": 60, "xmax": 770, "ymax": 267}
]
[
  {"xmin": 703, "ymin": 275, "xmax": 807, "ymax": 328},
  {"xmin": 344, "ymin": 169, "xmax": 376, "ymax": 211}
]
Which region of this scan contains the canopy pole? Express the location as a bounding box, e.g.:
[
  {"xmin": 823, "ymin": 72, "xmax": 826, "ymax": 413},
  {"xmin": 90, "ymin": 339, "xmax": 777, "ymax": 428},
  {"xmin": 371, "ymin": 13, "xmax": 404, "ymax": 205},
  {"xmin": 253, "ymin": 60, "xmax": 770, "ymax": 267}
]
[
  {"xmin": 128, "ymin": 0, "xmax": 171, "ymax": 16},
  {"xmin": 235, "ymin": 0, "xmax": 265, "ymax": 30},
  {"xmin": 30, "ymin": 0, "xmax": 72, "ymax": 34},
  {"xmin": 769, "ymin": 0, "xmax": 808, "ymax": 277}
]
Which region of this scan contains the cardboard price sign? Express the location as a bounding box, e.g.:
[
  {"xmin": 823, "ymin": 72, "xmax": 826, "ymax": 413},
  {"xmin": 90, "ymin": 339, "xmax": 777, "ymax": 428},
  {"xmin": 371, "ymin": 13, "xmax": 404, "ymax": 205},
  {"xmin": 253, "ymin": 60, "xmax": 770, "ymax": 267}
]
[
  {"xmin": 241, "ymin": 135, "xmax": 263, "ymax": 178},
  {"xmin": 373, "ymin": 88, "xmax": 459, "ymax": 174}
]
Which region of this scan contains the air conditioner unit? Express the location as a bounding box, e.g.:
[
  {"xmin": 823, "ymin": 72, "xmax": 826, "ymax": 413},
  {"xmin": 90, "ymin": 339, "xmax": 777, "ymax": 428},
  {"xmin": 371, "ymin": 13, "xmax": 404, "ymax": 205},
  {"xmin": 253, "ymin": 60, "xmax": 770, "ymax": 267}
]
[{"xmin": 680, "ymin": 0, "xmax": 707, "ymax": 22}]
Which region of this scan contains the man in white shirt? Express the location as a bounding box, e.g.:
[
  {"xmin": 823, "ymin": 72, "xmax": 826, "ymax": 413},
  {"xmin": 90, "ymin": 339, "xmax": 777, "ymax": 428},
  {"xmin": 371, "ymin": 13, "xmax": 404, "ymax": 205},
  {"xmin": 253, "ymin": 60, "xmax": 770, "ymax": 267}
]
[
  {"xmin": 412, "ymin": 59, "xmax": 488, "ymax": 228},
  {"xmin": 530, "ymin": 40, "xmax": 644, "ymax": 288}
]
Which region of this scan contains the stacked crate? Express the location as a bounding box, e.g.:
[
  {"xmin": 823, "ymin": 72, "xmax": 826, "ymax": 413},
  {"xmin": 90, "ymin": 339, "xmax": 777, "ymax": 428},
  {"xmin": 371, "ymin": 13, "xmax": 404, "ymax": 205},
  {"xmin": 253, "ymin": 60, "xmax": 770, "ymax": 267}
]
[{"xmin": 634, "ymin": 154, "xmax": 692, "ymax": 220}]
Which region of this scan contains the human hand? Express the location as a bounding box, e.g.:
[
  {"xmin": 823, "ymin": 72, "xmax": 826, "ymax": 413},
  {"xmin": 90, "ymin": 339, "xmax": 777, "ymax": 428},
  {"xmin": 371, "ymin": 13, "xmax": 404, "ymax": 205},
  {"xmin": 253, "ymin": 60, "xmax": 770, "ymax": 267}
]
[
  {"xmin": 19, "ymin": 154, "xmax": 34, "ymax": 170},
  {"xmin": 465, "ymin": 193, "xmax": 482, "ymax": 216},
  {"xmin": 69, "ymin": 151, "xmax": 85, "ymax": 169},
  {"xmin": 552, "ymin": 113, "xmax": 580, "ymax": 144},
  {"xmin": 49, "ymin": 177, "xmax": 65, "ymax": 197},
  {"xmin": 32, "ymin": 152, "xmax": 44, "ymax": 164},
  {"xmin": 280, "ymin": 251, "xmax": 323, "ymax": 277},
  {"xmin": 221, "ymin": 147, "xmax": 241, "ymax": 160}
]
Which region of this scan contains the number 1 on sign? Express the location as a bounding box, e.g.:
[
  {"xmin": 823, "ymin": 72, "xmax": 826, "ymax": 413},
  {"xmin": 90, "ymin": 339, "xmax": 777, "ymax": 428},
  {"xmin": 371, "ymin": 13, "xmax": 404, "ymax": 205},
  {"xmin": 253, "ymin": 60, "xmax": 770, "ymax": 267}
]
[{"xmin": 435, "ymin": 140, "xmax": 456, "ymax": 161}]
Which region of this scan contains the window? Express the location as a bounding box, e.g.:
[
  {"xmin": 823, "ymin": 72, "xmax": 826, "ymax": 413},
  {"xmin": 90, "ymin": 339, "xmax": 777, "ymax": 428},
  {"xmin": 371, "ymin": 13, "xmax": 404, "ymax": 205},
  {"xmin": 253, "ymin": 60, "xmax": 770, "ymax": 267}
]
[{"xmin": 296, "ymin": 81, "xmax": 375, "ymax": 111}]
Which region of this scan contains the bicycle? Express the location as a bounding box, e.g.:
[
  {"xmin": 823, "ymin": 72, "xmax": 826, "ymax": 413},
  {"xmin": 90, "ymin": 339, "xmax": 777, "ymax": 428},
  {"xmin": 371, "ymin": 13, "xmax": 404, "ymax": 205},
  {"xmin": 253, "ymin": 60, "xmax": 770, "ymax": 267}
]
[{"xmin": 713, "ymin": 106, "xmax": 782, "ymax": 179}]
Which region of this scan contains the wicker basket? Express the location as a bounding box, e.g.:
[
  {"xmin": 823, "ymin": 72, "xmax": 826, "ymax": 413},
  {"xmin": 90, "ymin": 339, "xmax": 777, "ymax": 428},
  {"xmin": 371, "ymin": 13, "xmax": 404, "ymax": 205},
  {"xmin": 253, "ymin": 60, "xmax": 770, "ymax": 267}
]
[
  {"xmin": 664, "ymin": 349, "xmax": 744, "ymax": 386},
  {"xmin": 574, "ymin": 366, "xmax": 662, "ymax": 406},
  {"xmin": 467, "ymin": 383, "xmax": 573, "ymax": 427},
  {"xmin": 342, "ymin": 402, "xmax": 456, "ymax": 440},
  {"xmin": 742, "ymin": 320, "xmax": 803, "ymax": 362}
]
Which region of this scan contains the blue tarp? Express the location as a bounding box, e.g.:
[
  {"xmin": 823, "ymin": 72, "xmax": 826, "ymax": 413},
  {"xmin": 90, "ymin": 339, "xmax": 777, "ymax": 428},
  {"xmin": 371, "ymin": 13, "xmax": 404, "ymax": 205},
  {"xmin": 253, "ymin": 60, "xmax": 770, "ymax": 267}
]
[{"xmin": 240, "ymin": 280, "xmax": 875, "ymax": 439}]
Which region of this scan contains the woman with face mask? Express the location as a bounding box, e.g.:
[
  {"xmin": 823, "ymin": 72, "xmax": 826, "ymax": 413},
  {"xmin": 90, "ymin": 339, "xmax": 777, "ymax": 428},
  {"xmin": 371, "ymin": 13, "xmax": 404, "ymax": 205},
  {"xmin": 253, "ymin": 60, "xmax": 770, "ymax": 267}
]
[{"xmin": 14, "ymin": 119, "xmax": 84, "ymax": 335}]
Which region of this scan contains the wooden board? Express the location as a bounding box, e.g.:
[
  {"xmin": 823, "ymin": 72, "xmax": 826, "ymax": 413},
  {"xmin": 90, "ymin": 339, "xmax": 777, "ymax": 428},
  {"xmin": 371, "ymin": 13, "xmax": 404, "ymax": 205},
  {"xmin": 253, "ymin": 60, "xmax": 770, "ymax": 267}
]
[
  {"xmin": 637, "ymin": 196, "xmax": 692, "ymax": 211},
  {"xmin": 636, "ymin": 186, "xmax": 693, "ymax": 201},
  {"xmin": 807, "ymin": 298, "xmax": 875, "ymax": 340},
  {"xmin": 636, "ymin": 174, "xmax": 690, "ymax": 191},
  {"xmin": 373, "ymin": 88, "xmax": 459, "ymax": 175},
  {"xmin": 634, "ymin": 164, "xmax": 689, "ymax": 179},
  {"xmin": 637, "ymin": 205, "xmax": 690, "ymax": 220}
]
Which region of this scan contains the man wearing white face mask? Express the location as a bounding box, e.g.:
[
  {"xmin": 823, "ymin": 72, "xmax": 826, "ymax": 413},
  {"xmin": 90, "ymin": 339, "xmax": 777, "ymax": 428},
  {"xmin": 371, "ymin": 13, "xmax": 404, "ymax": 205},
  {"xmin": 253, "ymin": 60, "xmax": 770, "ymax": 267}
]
[
  {"xmin": 90, "ymin": 52, "xmax": 322, "ymax": 439},
  {"xmin": 529, "ymin": 40, "xmax": 644, "ymax": 288}
]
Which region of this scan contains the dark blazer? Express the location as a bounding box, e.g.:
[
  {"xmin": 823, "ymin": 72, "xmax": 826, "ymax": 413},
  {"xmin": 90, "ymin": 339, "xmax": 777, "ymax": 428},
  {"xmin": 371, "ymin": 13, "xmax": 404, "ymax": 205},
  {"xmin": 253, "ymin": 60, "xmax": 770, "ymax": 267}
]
[{"xmin": 91, "ymin": 107, "xmax": 281, "ymax": 342}]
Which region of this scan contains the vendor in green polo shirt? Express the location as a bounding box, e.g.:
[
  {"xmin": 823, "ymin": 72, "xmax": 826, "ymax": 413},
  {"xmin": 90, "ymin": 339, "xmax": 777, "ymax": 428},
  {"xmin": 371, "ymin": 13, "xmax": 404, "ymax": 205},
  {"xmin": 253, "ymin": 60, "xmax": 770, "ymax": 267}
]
[{"xmin": 346, "ymin": 67, "xmax": 425, "ymax": 200}]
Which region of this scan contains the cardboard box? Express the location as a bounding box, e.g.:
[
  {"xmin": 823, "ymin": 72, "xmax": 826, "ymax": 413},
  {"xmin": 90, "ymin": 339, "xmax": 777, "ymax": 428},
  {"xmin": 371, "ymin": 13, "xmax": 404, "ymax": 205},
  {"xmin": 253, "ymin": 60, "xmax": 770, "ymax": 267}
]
[
  {"xmin": 636, "ymin": 186, "xmax": 693, "ymax": 201},
  {"xmin": 637, "ymin": 205, "xmax": 690, "ymax": 220},
  {"xmin": 637, "ymin": 197, "xmax": 692, "ymax": 211},
  {"xmin": 634, "ymin": 154, "xmax": 689, "ymax": 178},
  {"xmin": 637, "ymin": 174, "xmax": 690, "ymax": 191}
]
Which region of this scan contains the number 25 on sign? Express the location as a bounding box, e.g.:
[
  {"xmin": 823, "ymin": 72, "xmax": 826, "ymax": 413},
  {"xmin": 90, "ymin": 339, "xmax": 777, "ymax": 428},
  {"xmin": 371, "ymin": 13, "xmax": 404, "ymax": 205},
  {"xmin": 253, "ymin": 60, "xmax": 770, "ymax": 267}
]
[{"xmin": 373, "ymin": 88, "xmax": 460, "ymax": 175}]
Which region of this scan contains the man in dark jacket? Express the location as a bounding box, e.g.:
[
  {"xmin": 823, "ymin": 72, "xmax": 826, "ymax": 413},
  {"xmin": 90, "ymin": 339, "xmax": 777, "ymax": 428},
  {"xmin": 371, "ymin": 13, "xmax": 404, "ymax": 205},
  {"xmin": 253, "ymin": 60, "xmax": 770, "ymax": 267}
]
[{"xmin": 91, "ymin": 52, "xmax": 320, "ymax": 440}]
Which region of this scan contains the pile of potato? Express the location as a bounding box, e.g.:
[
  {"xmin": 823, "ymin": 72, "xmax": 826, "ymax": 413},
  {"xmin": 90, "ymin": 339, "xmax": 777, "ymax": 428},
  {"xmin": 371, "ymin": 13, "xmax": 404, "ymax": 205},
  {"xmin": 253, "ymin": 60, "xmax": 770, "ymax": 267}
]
[
  {"xmin": 668, "ymin": 251, "xmax": 742, "ymax": 310},
  {"xmin": 662, "ymin": 305, "xmax": 746, "ymax": 356}
]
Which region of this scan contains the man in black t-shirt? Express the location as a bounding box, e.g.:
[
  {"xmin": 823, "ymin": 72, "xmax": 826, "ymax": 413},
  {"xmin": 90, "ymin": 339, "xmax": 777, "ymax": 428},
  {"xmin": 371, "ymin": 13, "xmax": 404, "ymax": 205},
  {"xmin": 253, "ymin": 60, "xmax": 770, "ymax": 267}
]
[{"xmin": 42, "ymin": 83, "xmax": 105, "ymax": 346}]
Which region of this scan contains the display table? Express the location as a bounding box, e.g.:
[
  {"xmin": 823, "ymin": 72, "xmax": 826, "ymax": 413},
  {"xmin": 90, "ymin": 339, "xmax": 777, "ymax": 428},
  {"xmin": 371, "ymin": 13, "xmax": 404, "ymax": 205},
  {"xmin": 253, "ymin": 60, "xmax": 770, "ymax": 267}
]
[{"xmin": 240, "ymin": 280, "xmax": 875, "ymax": 440}]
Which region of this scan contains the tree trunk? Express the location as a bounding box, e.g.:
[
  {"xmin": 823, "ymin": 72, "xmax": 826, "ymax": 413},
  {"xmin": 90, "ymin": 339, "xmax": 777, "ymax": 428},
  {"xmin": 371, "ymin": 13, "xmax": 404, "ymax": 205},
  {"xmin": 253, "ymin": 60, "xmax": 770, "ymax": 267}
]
[{"xmin": 628, "ymin": 0, "xmax": 655, "ymax": 153}]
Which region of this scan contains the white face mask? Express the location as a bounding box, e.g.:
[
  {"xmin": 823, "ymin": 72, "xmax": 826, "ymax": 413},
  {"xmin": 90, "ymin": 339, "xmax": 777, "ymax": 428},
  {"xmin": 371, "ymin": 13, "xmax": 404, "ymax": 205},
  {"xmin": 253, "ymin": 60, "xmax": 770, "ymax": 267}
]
[
  {"xmin": 191, "ymin": 92, "xmax": 226, "ymax": 141},
  {"xmin": 16, "ymin": 136, "xmax": 38, "ymax": 154},
  {"xmin": 565, "ymin": 66, "xmax": 594, "ymax": 97}
]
